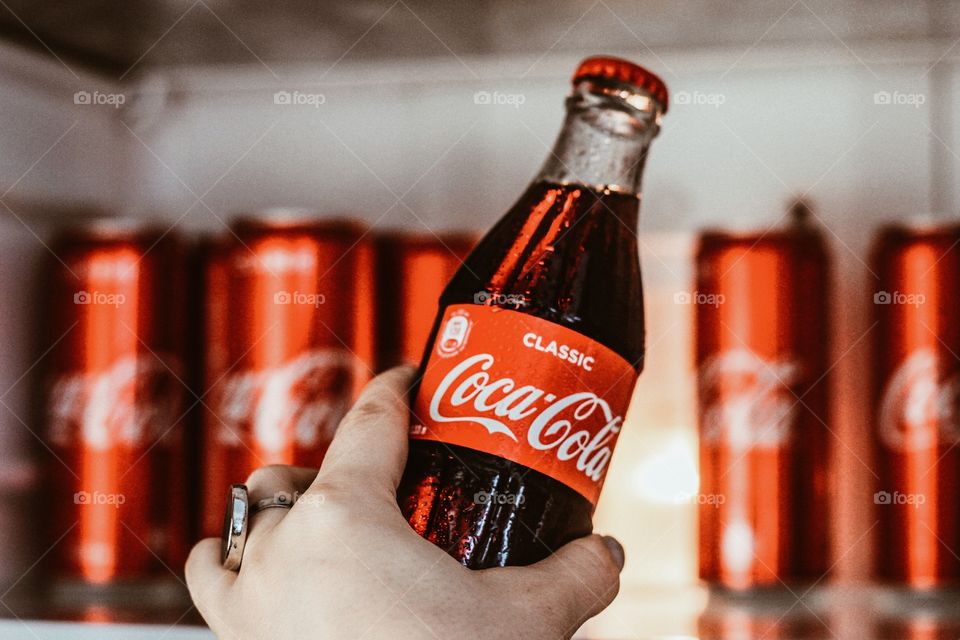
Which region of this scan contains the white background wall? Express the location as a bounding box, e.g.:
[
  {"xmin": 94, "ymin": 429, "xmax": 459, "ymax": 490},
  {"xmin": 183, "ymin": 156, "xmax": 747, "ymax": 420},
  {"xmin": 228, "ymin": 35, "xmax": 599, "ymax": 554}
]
[{"xmin": 121, "ymin": 41, "xmax": 951, "ymax": 236}]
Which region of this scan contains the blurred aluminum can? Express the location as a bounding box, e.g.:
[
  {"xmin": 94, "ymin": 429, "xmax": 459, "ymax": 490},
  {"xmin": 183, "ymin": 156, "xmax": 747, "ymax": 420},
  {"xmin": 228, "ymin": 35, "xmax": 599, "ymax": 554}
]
[
  {"xmin": 696, "ymin": 214, "xmax": 832, "ymax": 589},
  {"xmin": 199, "ymin": 211, "xmax": 375, "ymax": 538},
  {"xmin": 43, "ymin": 218, "xmax": 187, "ymax": 584},
  {"xmin": 374, "ymin": 231, "xmax": 475, "ymax": 369},
  {"xmin": 871, "ymin": 221, "xmax": 960, "ymax": 587}
]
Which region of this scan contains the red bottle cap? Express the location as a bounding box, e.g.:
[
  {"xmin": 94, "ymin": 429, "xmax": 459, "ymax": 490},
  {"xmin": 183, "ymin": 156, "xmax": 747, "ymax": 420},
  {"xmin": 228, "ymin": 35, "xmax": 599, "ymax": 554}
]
[{"xmin": 572, "ymin": 56, "xmax": 669, "ymax": 113}]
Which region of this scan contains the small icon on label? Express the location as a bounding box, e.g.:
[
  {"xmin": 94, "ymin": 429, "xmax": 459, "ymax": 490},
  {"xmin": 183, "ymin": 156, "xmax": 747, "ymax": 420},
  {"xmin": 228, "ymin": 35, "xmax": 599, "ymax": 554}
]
[
  {"xmin": 436, "ymin": 310, "xmax": 472, "ymax": 358},
  {"xmin": 410, "ymin": 423, "xmax": 428, "ymax": 436}
]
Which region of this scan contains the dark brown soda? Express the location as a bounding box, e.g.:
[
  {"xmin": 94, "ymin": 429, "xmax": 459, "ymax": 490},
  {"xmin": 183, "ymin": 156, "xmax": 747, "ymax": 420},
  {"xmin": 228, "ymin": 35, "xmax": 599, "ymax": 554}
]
[{"xmin": 397, "ymin": 180, "xmax": 644, "ymax": 568}]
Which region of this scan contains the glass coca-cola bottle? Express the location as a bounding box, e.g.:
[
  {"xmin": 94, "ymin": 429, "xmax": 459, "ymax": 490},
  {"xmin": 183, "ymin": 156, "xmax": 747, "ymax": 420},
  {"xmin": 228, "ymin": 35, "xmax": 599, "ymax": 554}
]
[{"xmin": 398, "ymin": 56, "xmax": 669, "ymax": 568}]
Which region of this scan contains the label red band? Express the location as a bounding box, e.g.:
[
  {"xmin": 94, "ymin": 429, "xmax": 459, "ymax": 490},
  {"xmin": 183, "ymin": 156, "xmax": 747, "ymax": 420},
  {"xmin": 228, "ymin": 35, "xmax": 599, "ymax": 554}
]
[{"xmin": 410, "ymin": 304, "xmax": 638, "ymax": 504}]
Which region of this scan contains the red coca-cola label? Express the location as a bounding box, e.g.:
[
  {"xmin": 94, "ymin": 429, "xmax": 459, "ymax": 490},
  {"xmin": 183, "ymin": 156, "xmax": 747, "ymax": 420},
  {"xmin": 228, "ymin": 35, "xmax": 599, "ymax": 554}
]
[
  {"xmin": 879, "ymin": 348, "xmax": 960, "ymax": 451},
  {"xmin": 411, "ymin": 304, "xmax": 638, "ymax": 504},
  {"xmin": 699, "ymin": 349, "xmax": 801, "ymax": 451},
  {"xmin": 48, "ymin": 354, "xmax": 183, "ymax": 450},
  {"xmin": 215, "ymin": 349, "xmax": 358, "ymax": 457}
]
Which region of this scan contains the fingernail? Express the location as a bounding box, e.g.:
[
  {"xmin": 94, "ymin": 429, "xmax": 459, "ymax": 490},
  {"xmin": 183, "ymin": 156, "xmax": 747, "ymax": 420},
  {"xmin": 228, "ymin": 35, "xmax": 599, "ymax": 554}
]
[{"xmin": 601, "ymin": 535, "xmax": 625, "ymax": 571}]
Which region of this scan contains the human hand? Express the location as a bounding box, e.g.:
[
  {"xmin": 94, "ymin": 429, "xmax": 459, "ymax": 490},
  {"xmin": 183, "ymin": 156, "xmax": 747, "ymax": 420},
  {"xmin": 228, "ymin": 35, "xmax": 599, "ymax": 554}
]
[{"xmin": 186, "ymin": 366, "xmax": 624, "ymax": 639}]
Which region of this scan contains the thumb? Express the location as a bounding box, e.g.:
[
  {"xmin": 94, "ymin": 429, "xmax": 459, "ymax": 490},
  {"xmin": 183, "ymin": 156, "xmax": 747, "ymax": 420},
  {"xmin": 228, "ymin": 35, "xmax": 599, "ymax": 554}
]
[{"xmin": 489, "ymin": 534, "xmax": 624, "ymax": 635}]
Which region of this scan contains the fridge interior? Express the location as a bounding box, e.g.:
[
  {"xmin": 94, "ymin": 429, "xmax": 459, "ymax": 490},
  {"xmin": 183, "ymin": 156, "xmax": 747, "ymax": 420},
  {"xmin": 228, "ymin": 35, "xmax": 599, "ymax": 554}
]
[{"xmin": 1, "ymin": 1, "xmax": 960, "ymax": 638}]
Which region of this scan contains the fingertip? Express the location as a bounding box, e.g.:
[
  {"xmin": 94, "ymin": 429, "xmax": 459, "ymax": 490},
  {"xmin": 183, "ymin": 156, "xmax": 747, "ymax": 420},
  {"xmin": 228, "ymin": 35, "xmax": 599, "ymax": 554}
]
[
  {"xmin": 600, "ymin": 535, "xmax": 625, "ymax": 572},
  {"xmin": 565, "ymin": 534, "xmax": 623, "ymax": 583},
  {"xmin": 380, "ymin": 364, "xmax": 418, "ymax": 390},
  {"xmin": 565, "ymin": 534, "xmax": 623, "ymax": 618},
  {"xmin": 546, "ymin": 534, "xmax": 622, "ymax": 605},
  {"xmin": 484, "ymin": 534, "xmax": 622, "ymax": 633}
]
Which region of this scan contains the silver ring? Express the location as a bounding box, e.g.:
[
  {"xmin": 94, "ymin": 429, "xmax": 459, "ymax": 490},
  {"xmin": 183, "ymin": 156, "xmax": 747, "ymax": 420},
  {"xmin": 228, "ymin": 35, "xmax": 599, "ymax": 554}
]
[
  {"xmin": 221, "ymin": 485, "xmax": 298, "ymax": 571},
  {"xmin": 221, "ymin": 484, "xmax": 249, "ymax": 571},
  {"xmin": 253, "ymin": 492, "xmax": 298, "ymax": 512}
]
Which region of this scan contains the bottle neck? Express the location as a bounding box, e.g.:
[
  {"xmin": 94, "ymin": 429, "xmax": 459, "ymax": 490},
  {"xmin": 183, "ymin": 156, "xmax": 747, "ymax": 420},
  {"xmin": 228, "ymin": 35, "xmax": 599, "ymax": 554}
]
[{"xmin": 534, "ymin": 82, "xmax": 663, "ymax": 197}]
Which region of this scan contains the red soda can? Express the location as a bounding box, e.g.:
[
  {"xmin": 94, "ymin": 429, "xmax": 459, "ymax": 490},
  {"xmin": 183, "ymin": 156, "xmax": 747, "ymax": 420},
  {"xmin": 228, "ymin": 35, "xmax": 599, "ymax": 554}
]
[
  {"xmin": 696, "ymin": 215, "xmax": 832, "ymax": 589},
  {"xmin": 43, "ymin": 219, "xmax": 187, "ymax": 584},
  {"xmin": 871, "ymin": 221, "xmax": 960, "ymax": 587},
  {"xmin": 199, "ymin": 212, "xmax": 375, "ymax": 538},
  {"xmin": 374, "ymin": 232, "xmax": 475, "ymax": 370}
]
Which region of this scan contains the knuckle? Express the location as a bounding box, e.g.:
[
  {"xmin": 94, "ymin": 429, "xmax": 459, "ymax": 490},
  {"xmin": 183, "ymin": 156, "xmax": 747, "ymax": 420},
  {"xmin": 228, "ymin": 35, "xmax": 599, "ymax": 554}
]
[
  {"xmin": 343, "ymin": 396, "xmax": 392, "ymax": 427},
  {"xmin": 379, "ymin": 366, "xmax": 415, "ymax": 391},
  {"xmin": 245, "ymin": 464, "xmax": 291, "ymax": 489},
  {"xmin": 304, "ymin": 482, "xmax": 355, "ymax": 526},
  {"xmin": 305, "ymin": 478, "xmax": 346, "ymax": 504}
]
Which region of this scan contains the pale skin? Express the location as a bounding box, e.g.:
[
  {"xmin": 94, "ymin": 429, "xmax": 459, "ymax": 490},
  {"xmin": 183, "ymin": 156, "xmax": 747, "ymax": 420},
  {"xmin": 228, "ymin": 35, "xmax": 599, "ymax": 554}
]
[{"xmin": 186, "ymin": 366, "xmax": 624, "ymax": 639}]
